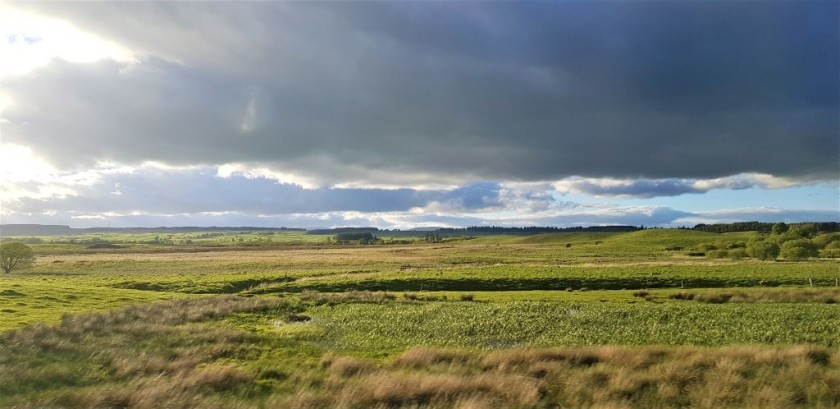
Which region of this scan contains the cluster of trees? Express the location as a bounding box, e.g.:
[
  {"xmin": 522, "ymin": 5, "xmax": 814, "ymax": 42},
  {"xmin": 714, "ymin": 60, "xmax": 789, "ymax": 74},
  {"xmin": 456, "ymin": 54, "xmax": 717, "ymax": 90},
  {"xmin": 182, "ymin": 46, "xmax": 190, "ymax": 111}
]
[
  {"xmin": 423, "ymin": 233, "xmax": 445, "ymax": 243},
  {"xmin": 694, "ymin": 222, "xmax": 839, "ymax": 234},
  {"xmin": 334, "ymin": 232, "xmax": 379, "ymax": 244},
  {"xmin": 702, "ymin": 223, "xmax": 839, "ymax": 261}
]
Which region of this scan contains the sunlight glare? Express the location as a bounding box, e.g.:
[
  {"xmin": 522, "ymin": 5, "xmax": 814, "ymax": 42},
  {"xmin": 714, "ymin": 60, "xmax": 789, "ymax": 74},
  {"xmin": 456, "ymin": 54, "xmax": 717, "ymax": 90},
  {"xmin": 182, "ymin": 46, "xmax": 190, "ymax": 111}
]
[{"xmin": 0, "ymin": 4, "xmax": 134, "ymax": 79}]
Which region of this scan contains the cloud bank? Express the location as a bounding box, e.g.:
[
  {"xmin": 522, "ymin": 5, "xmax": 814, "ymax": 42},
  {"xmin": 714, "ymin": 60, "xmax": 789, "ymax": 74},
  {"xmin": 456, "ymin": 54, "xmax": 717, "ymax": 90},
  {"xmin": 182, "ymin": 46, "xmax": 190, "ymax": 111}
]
[
  {"xmin": 552, "ymin": 174, "xmax": 804, "ymax": 198},
  {"xmin": 1, "ymin": 163, "xmax": 835, "ymax": 229},
  {"xmin": 3, "ymin": 1, "xmax": 837, "ymax": 185},
  {"xmin": 1, "ymin": 2, "xmax": 837, "ymax": 228}
]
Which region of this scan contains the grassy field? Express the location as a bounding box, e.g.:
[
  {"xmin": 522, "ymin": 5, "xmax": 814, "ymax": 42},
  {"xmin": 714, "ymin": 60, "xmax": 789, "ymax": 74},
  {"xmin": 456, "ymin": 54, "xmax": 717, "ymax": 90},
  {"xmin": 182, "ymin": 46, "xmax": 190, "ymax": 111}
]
[{"xmin": 1, "ymin": 229, "xmax": 838, "ymax": 407}]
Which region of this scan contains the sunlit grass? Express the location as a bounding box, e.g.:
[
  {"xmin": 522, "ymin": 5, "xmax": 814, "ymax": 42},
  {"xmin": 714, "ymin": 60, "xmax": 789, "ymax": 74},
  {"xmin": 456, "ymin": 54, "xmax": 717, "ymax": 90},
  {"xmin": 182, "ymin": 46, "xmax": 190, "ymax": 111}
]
[
  {"xmin": 310, "ymin": 301, "xmax": 840, "ymax": 353},
  {"xmin": 1, "ymin": 229, "xmax": 838, "ymax": 407}
]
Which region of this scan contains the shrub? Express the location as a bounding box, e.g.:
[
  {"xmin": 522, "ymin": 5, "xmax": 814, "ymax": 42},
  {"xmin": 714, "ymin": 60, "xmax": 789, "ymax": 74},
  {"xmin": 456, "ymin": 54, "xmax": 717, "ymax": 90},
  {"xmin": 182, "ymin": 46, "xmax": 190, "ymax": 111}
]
[
  {"xmin": 771, "ymin": 222, "xmax": 789, "ymax": 235},
  {"xmin": 820, "ymin": 247, "xmax": 840, "ymax": 259},
  {"xmin": 706, "ymin": 249, "xmax": 729, "ymax": 259},
  {"xmin": 728, "ymin": 248, "xmax": 748, "ymax": 260},
  {"xmin": 746, "ymin": 239, "xmax": 780, "ymax": 261},
  {"xmin": 780, "ymin": 240, "xmax": 819, "ymax": 261},
  {"xmin": 698, "ymin": 243, "xmax": 720, "ymax": 251},
  {"xmin": 668, "ymin": 292, "xmax": 695, "ymax": 300},
  {"xmin": 811, "ymin": 233, "xmax": 840, "ymax": 249}
]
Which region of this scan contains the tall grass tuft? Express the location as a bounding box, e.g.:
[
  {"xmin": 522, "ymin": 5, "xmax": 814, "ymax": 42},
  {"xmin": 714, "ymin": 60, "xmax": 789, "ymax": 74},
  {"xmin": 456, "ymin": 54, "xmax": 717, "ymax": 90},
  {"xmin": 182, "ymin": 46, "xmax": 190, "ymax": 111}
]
[{"xmin": 308, "ymin": 346, "xmax": 840, "ymax": 408}]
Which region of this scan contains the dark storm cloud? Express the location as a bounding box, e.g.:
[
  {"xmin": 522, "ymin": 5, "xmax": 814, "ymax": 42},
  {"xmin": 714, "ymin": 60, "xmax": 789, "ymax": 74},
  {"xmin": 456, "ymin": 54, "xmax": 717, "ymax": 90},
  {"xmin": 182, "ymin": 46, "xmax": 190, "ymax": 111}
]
[
  {"xmin": 442, "ymin": 182, "xmax": 503, "ymax": 210},
  {"xmin": 5, "ymin": 1, "xmax": 838, "ymax": 182}
]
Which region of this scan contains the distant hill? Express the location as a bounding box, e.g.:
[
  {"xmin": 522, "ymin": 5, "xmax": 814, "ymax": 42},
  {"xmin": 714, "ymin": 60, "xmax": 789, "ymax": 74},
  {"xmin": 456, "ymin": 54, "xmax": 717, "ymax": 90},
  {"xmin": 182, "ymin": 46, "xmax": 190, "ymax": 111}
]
[
  {"xmin": 0, "ymin": 224, "xmax": 305, "ymax": 236},
  {"xmin": 0, "ymin": 224, "xmax": 74, "ymax": 236}
]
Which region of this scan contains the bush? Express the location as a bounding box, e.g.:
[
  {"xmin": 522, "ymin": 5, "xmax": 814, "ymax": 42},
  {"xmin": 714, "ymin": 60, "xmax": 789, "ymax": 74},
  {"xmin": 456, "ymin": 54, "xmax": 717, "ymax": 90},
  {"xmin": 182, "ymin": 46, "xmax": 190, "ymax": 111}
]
[
  {"xmin": 771, "ymin": 222, "xmax": 789, "ymax": 235},
  {"xmin": 746, "ymin": 239, "xmax": 780, "ymax": 261},
  {"xmin": 779, "ymin": 240, "xmax": 819, "ymax": 261},
  {"xmin": 728, "ymin": 248, "xmax": 748, "ymax": 260},
  {"xmin": 706, "ymin": 249, "xmax": 729, "ymax": 259},
  {"xmin": 698, "ymin": 243, "xmax": 721, "ymax": 251},
  {"xmin": 820, "ymin": 246, "xmax": 840, "ymax": 259},
  {"xmin": 668, "ymin": 292, "xmax": 695, "ymax": 300},
  {"xmin": 811, "ymin": 233, "xmax": 840, "ymax": 249}
]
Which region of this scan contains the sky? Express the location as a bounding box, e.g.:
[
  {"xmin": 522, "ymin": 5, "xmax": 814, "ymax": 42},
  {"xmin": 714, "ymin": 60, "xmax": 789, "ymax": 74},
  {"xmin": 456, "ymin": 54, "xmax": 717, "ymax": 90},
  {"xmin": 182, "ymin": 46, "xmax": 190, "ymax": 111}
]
[{"xmin": 0, "ymin": 1, "xmax": 838, "ymax": 229}]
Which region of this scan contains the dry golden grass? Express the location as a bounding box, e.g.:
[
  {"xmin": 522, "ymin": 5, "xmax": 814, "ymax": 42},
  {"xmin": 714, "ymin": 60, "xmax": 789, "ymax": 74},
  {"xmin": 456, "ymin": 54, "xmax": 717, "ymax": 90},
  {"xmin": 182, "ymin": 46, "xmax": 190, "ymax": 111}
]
[
  {"xmin": 324, "ymin": 355, "xmax": 377, "ymax": 378},
  {"xmin": 303, "ymin": 346, "xmax": 840, "ymax": 409},
  {"xmin": 670, "ymin": 288, "xmax": 840, "ymax": 303},
  {"xmin": 393, "ymin": 347, "xmax": 474, "ymax": 368}
]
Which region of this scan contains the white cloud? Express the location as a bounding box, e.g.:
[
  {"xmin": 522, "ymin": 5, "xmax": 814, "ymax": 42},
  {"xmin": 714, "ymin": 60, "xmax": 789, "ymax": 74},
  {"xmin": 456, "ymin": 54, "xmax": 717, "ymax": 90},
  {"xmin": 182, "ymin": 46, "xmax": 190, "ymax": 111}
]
[
  {"xmin": 215, "ymin": 164, "xmax": 320, "ymax": 190},
  {"xmin": 691, "ymin": 173, "xmax": 801, "ymax": 191},
  {"xmin": 0, "ymin": 143, "xmax": 57, "ymax": 183},
  {"xmin": 552, "ymin": 173, "xmax": 812, "ymax": 198},
  {"xmin": 0, "ymin": 4, "xmax": 134, "ymax": 79}
]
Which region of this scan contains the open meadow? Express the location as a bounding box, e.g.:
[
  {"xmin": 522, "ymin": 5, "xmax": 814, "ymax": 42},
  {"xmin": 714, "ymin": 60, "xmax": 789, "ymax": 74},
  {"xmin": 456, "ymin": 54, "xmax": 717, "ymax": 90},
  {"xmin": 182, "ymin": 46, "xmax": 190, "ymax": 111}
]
[{"xmin": 1, "ymin": 228, "xmax": 839, "ymax": 408}]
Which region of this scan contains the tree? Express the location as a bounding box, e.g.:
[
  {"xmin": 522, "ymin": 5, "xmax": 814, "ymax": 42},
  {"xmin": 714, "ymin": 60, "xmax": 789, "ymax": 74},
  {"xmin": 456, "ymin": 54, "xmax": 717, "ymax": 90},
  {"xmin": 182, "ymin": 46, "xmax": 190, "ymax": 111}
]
[
  {"xmin": 0, "ymin": 242, "xmax": 36, "ymax": 274},
  {"xmin": 771, "ymin": 222, "xmax": 789, "ymax": 235},
  {"xmin": 779, "ymin": 239, "xmax": 818, "ymax": 261},
  {"xmin": 746, "ymin": 239, "xmax": 780, "ymax": 261}
]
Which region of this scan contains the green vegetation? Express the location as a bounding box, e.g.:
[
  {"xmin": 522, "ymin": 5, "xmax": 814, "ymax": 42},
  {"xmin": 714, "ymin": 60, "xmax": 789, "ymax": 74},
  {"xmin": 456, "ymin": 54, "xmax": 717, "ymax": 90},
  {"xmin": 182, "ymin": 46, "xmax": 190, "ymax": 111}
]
[
  {"xmin": 0, "ymin": 242, "xmax": 35, "ymax": 274},
  {"xmin": 700, "ymin": 227, "xmax": 838, "ymax": 261},
  {"xmin": 780, "ymin": 239, "xmax": 820, "ymax": 261},
  {"xmin": 0, "ymin": 227, "xmax": 838, "ymax": 407},
  {"xmin": 314, "ymin": 301, "xmax": 839, "ymax": 352},
  {"xmin": 747, "ymin": 238, "xmax": 780, "ymax": 260}
]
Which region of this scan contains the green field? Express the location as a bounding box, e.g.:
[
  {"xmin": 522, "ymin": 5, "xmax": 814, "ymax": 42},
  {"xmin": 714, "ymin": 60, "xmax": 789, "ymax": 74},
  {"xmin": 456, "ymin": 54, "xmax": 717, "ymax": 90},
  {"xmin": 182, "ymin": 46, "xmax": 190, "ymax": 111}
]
[{"xmin": 1, "ymin": 229, "xmax": 839, "ymax": 407}]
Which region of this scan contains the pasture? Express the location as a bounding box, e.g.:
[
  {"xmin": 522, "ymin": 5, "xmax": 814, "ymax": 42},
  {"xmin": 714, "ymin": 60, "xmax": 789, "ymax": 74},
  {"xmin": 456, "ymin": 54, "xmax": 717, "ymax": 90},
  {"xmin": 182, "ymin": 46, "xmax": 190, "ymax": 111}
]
[{"xmin": 0, "ymin": 229, "xmax": 838, "ymax": 407}]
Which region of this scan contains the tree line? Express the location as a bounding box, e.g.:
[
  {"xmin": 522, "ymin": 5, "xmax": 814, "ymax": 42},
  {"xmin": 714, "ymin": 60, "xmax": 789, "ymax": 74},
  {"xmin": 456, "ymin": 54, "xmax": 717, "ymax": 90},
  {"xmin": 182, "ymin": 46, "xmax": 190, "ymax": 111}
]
[
  {"xmin": 699, "ymin": 222, "xmax": 839, "ymax": 261},
  {"xmin": 693, "ymin": 222, "xmax": 839, "ymax": 234}
]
